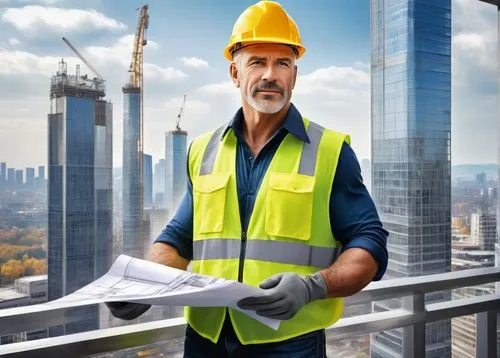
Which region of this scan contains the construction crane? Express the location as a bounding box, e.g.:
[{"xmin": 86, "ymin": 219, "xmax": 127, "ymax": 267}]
[
  {"xmin": 127, "ymin": 4, "xmax": 149, "ymax": 258},
  {"xmin": 128, "ymin": 4, "xmax": 149, "ymax": 88},
  {"xmin": 61, "ymin": 36, "xmax": 103, "ymax": 81},
  {"xmin": 175, "ymin": 95, "xmax": 186, "ymax": 131}
]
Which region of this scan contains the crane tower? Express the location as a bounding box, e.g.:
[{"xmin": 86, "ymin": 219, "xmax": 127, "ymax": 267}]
[{"xmin": 122, "ymin": 4, "xmax": 149, "ymax": 258}]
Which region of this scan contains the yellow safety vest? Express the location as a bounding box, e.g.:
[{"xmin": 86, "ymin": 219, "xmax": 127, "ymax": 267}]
[{"xmin": 185, "ymin": 117, "xmax": 349, "ymax": 345}]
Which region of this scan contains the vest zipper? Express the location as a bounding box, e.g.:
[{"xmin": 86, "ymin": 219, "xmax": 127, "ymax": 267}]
[{"xmin": 237, "ymin": 231, "xmax": 247, "ymax": 282}]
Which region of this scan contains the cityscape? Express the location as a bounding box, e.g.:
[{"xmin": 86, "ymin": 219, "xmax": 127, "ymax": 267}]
[{"xmin": 1, "ymin": 0, "xmax": 500, "ymax": 357}]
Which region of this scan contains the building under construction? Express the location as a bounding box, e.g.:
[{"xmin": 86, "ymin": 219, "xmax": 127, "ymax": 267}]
[
  {"xmin": 164, "ymin": 95, "xmax": 188, "ymax": 212},
  {"xmin": 122, "ymin": 5, "xmax": 149, "ymax": 259},
  {"xmin": 48, "ymin": 57, "xmax": 113, "ymax": 335}
]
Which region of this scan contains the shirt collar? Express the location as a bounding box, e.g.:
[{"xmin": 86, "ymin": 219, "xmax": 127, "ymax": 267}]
[{"xmin": 220, "ymin": 103, "xmax": 310, "ymax": 144}]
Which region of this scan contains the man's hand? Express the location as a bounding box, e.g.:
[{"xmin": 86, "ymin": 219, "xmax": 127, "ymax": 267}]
[
  {"xmin": 105, "ymin": 302, "xmax": 151, "ymax": 320},
  {"xmin": 237, "ymin": 272, "xmax": 327, "ymax": 320}
]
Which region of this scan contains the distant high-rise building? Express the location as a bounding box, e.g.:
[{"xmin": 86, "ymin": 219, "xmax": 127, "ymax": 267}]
[
  {"xmin": 165, "ymin": 130, "xmax": 187, "ymax": 211},
  {"xmin": 143, "ymin": 153, "xmax": 153, "ymax": 207},
  {"xmin": 37, "ymin": 166, "xmax": 46, "ymax": 189},
  {"xmin": 48, "ymin": 59, "xmax": 113, "ymax": 335},
  {"xmin": 476, "ymin": 172, "xmax": 487, "ymax": 186},
  {"xmin": 38, "ymin": 166, "xmax": 45, "ymax": 180},
  {"xmin": 153, "ymin": 158, "xmax": 165, "ymax": 206},
  {"xmin": 471, "ymin": 213, "xmax": 496, "ymax": 251},
  {"xmin": 15, "ymin": 169, "xmax": 23, "ymax": 188},
  {"xmin": 7, "ymin": 168, "xmax": 15, "ymax": 188},
  {"xmin": 0, "ymin": 162, "xmax": 6, "ymax": 188},
  {"xmin": 370, "ymin": 1, "xmax": 452, "ymax": 357},
  {"xmin": 122, "ymin": 84, "xmax": 143, "ymax": 258},
  {"xmin": 26, "ymin": 167, "xmax": 35, "ymax": 189}
]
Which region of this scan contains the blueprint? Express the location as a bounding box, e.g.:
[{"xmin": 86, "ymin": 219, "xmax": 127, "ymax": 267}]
[{"xmin": 49, "ymin": 255, "xmax": 281, "ymax": 329}]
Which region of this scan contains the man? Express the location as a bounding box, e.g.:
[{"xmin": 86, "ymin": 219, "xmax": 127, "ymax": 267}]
[{"xmin": 107, "ymin": 1, "xmax": 388, "ymax": 357}]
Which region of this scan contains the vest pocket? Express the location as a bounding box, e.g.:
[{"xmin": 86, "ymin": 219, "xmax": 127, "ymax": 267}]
[
  {"xmin": 193, "ymin": 172, "xmax": 231, "ymax": 234},
  {"xmin": 265, "ymin": 173, "xmax": 315, "ymax": 241}
]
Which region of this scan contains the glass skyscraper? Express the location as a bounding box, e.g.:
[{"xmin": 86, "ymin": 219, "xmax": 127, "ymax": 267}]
[
  {"xmin": 0, "ymin": 162, "xmax": 6, "ymax": 188},
  {"xmin": 122, "ymin": 87, "xmax": 143, "ymax": 258},
  {"xmin": 370, "ymin": 1, "xmax": 452, "ymax": 357},
  {"xmin": 153, "ymin": 158, "xmax": 165, "ymax": 206},
  {"xmin": 165, "ymin": 130, "xmax": 187, "ymax": 212},
  {"xmin": 48, "ymin": 59, "xmax": 113, "ymax": 335},
  {"xmin": 26, "ymin": 167, "xmax": 35, "ymax": 188},
  {"xmin": 143, "ymin": 153, "xmax": 153, "ymax": 207}
]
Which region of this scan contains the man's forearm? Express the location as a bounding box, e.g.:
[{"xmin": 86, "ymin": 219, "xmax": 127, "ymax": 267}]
[
  {"xmin": 148, "ymin": 242, "xmax": 190, "ymax": 270},
  {"xmin": 319, "ymin": 248, "xmax": 378, "ymax": 298}
]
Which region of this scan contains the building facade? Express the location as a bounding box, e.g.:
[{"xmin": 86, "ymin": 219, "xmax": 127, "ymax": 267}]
[
  {"xmin": 370, "ymin": 0, "xmax": 452, "ymax": 357},
  {"xmin": 0, "ymin": 162, "xmax": 6, "ymax": 188},
  {"xmin": 122, "ymin": 87, "xmax": 144, "ymax": 258},
  {"xmin": 48, "ymin": 59, "xmax": 113, "ymax": 335},
  {"xmin": 143, "ymin": 153, "xmax": 153, "ymax": 208},
  {"xmin": 164, "ymin": 130, "xmax": 187, "ymax": 212},
  {"xmin": 26, "ymin": 167, "xmax": 35, "ymax": 189},
  {"xmin": 153, "ymin": 158, "xmax": 165, "ymax": 207},
  {"xmin": 470, "ymin": 212, "xmax": 496, "ymax": 250}
]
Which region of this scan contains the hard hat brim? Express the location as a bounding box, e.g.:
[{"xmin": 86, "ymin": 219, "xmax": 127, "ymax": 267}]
[{"xmin": 224, "ymin": 39, "xmax": 306, "ymax": 61}]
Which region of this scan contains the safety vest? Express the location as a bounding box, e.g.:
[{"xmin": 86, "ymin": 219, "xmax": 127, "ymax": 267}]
[{"xmin": 185, "ymin": 117, "xmax": 349, "ymax": 345}]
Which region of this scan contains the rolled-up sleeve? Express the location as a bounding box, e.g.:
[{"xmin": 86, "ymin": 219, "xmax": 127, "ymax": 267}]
[{"xmin": 330, "ymin": 142, "xmax": 388, "ymax": 281}]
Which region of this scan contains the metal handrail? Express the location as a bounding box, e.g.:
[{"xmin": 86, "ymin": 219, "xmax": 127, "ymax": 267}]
[{"xmin": 0, "ymin": 267, "xmax": 499, "ymax": 357}]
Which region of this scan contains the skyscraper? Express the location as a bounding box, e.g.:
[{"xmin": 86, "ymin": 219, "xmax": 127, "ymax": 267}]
[
  {"xmin": 122, "ymin": 85, "xmax": 143, "ymax": 258},
  {"xmin": 26, "ymin": 167, "xmax": 35, "ymax": 189},
  {"xmin": 153, "ymin": 158, "xmax": 165, "ymax": 207},
  {"xmin": 370, "ymin": 1, "xmax": 452, "ymax": 357},
  {"xmin": 0, "ymin": 162, "xmax": 6, "ymax": 188},
  {"xmin": 15, "ymin": 169, "xmax": 23, "ymax": 188},
  {"xmin": 143, "ymin": 153, "xmax": 153, "ymax": 207},
  {"xmin": 48, "ymin": 59, "xmax": 113, "ymax": 335},
  {"xmin": 165, "ymin": 130, "xmax": 187, "ymax": 212},
  {"xmin": 7, "ymin": 168, "xmax": 15, "ymax": 188},
  {"xmin": 38, "ymin": 166, "xmax": 45, "ymax": 180},
  {"xmin": 37, "ymin": 166, "xmax": 46, "ymax": 190}
]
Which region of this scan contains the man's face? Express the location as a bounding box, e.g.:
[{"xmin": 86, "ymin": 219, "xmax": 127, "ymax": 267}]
[{"xmin": 230, "ymin": 43, "xmax": 297, "ymax": 114}]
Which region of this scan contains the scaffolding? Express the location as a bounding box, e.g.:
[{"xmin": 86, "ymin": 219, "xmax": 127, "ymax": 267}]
[{"xmin": 50, "ymin": 59, "xmax": 105, "ymax": 99}]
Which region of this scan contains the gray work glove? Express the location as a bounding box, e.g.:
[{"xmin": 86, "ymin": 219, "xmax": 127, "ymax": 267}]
[
  {"xmin": 237, "ymin": 272, "xmax": 328, "ymax": 320},
  {"xmin": 105, "ymin": 301, "xmax": 151, "ymax": 320}
]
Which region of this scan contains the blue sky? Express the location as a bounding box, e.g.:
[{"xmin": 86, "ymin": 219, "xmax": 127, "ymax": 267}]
[{"xmin": 0, "ymin": 0, "xmax": 498, "ymax": 169}]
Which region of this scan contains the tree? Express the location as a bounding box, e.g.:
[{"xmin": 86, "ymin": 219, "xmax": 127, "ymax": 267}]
[{"xmin": 1, "ymin": 259, "xmax": 24, "ymax": 282}]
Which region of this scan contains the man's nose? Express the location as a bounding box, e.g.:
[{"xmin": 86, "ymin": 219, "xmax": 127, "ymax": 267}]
[{"xmin": 261, "ymin": 64, "xmax": 278, "ymax": 82}]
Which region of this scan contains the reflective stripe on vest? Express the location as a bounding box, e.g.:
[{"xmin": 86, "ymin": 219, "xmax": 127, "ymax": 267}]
[
  {"xmin": 199, "ymin": 121, "xmax": 325, "ymax": 176},
  {"xmin": 193, "ymin": 238, "xmax": 339, "ymax": 268},
  {"xmin": 199, "ymin": 125, "xmax": 225, "ymax": 175}
]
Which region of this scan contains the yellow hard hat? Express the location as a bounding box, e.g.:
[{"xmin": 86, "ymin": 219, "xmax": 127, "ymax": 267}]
[{"xmin": 224, "ymin": 1, "xmax": 306, "ymax": 61}]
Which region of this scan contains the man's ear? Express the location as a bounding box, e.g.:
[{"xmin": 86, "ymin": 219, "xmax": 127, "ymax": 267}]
[{"xmin": 230, "ymin": 63, "xmax": 240, "ymax": 88}]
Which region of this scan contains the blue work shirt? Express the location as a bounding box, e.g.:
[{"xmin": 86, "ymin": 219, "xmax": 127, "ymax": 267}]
[{"xmin": 155, "ymin": 103, "xmax": 389, "ymax": 280}]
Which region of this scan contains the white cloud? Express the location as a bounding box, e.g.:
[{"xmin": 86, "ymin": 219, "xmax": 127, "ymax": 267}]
[
  {"xmin": 18, "ymin": 0, "xmax": 64, "ymax": 4},
  {"xmin": 1, "ymin": 6, "xmax": 126, "ymax": 35},
  {"xmin": 180, "ymin": 56, "xmax": 209, "ymax": 69},
  {"xmin": 450, "ymin": 0, "xmax": 498, "ymax": 164},
  {"xmin": 8, "ymin": 37, "xmax": 21, "ymax": 46},
  {"xmin": 354, "ymin": 61, "xmax": 370, "ymax": 71},
  {"xmin": 0, "ymin": 47, "xmax": 68, "ymax": 75},
  {"xmin": 85, "ymin": 34, "xmax": 187, "ymax": 82},
  {"xmin": 198, "ymin": 81, "xmax": 236, "ymax": 96}
]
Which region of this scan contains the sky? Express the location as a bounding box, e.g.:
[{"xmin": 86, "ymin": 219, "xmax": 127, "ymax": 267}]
[{"xmin": 0, "ymin": 0, "xmax": 498, "ymax": 169}]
